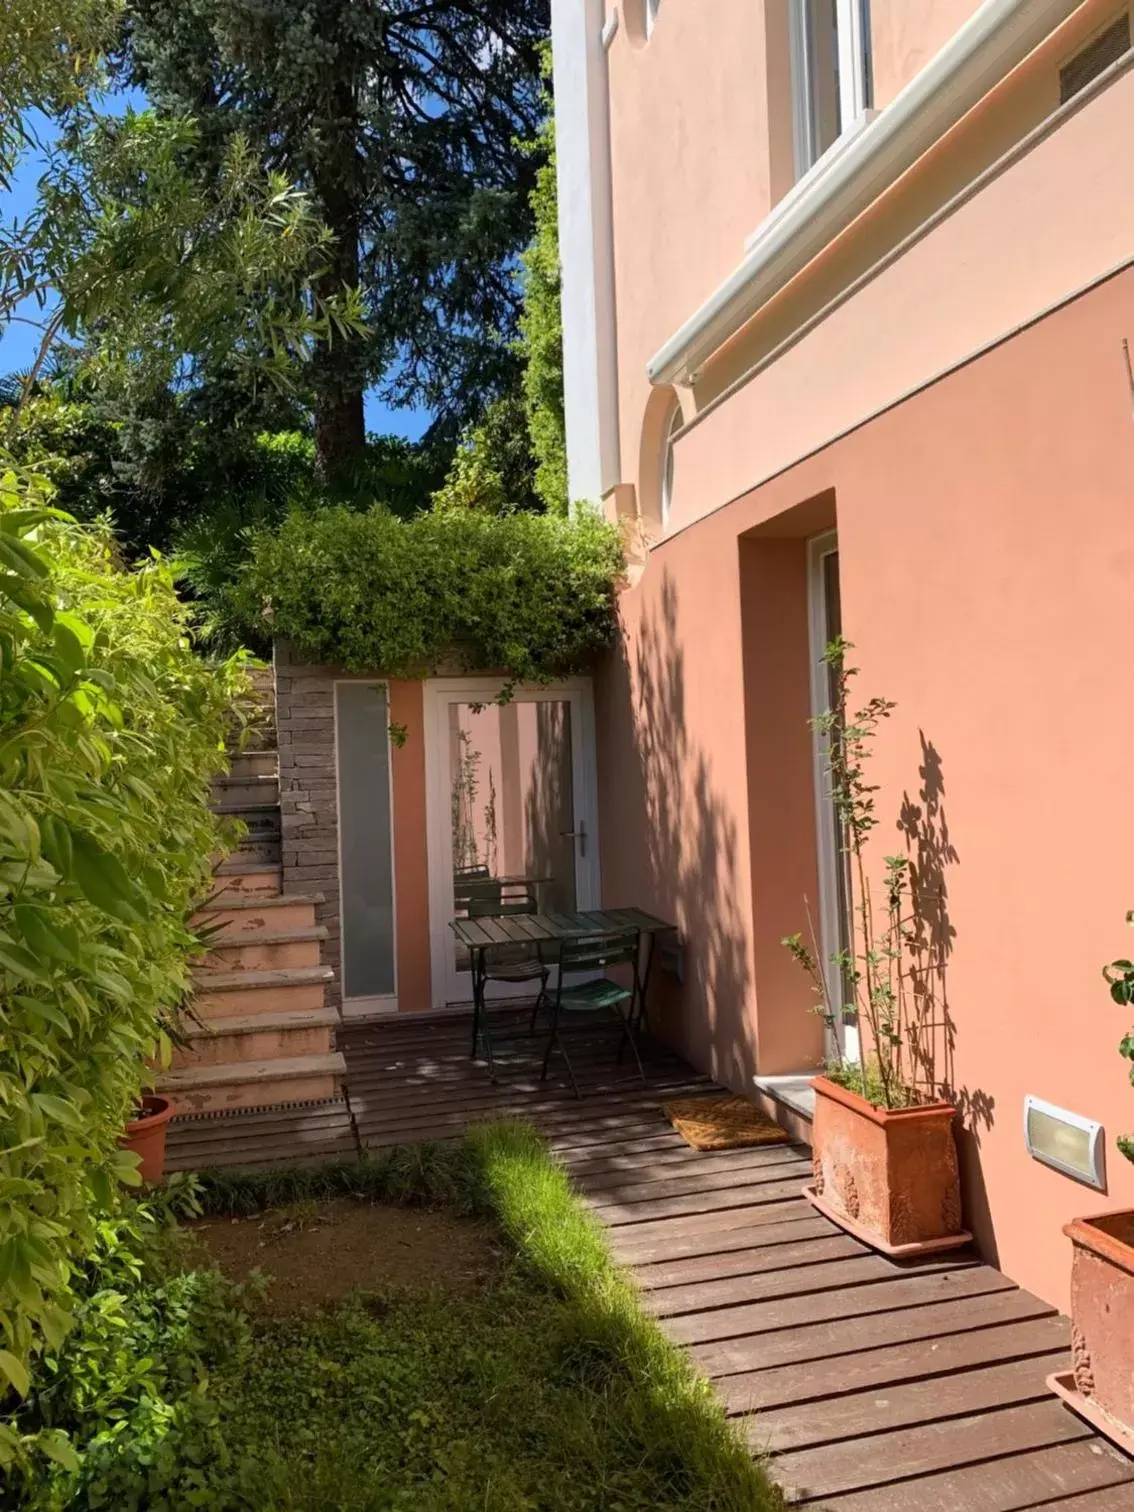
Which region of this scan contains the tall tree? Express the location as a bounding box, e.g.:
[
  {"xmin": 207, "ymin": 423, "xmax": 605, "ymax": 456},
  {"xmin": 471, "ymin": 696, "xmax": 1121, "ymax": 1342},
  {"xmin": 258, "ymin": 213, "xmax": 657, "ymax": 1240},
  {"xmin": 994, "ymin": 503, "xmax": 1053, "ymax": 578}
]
[{"xmin": 122, "ymin": 0, "xmax": 549, "ymax": 476}]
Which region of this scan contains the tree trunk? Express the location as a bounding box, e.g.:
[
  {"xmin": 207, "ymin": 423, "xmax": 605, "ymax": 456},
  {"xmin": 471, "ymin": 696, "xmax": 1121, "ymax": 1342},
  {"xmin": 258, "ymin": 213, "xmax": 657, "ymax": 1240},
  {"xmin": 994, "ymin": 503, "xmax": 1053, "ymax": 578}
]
[{"xmin": 313, "ymin": 59, "xmax": 366, "ymax": 480}]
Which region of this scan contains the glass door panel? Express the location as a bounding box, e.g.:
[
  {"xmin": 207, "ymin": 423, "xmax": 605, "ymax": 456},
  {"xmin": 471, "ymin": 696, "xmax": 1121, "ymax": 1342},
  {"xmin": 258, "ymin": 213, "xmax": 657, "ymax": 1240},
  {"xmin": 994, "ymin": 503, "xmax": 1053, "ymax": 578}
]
[{"xmin": 426, "ymin": 682, "xmax": 598, "ymax": 1007}]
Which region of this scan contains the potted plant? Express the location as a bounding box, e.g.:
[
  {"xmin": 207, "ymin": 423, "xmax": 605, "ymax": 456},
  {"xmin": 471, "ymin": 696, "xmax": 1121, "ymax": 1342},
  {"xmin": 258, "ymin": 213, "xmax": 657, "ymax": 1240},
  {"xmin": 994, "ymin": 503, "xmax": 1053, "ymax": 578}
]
[
  {"xmin": 1047, "ymin": 933, "xmax": 1134, "ymax": 1453},
  {"xmin": 783, "ymin": 640, "xmax": 969, "ymax": 1256},
  {"xmin": 122, "ymin": 1093, "xmax": 175, "ymax": 1184}
]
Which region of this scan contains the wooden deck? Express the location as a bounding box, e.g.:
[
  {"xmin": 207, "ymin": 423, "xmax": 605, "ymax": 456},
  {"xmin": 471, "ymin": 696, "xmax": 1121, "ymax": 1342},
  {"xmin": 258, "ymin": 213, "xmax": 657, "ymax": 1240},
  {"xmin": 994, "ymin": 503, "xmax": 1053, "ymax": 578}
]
[{"xmin": 167, "ymin": 1013, "xmax": 1134, "ymax": 1510}]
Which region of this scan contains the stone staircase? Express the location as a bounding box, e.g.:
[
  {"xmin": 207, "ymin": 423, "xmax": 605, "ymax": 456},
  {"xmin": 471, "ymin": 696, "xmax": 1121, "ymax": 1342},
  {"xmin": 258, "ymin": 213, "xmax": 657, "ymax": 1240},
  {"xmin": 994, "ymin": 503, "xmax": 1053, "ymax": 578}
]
[{"xmin": 158, "ymin": 673, "xmax": 347, "ymax": 1117}]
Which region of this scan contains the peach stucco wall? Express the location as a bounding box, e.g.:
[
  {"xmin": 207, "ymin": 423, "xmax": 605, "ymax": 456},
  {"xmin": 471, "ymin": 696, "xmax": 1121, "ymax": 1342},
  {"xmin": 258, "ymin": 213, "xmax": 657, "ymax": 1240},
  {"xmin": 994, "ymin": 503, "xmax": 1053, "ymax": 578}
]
[
  {"xmin": 870, "ymin": 1, "xmax": 986, "ymax": 105},
  {"xmin": 596, "ymin": 262, "xmax": 1134, "ymax": 1313},
  {"xmin": 389, "ymin": 680, "xmax": 432, "ymax": 1012},
  {"xmin": 668, "ymin": 51, "xmax": 1134, "ymax": 538}
]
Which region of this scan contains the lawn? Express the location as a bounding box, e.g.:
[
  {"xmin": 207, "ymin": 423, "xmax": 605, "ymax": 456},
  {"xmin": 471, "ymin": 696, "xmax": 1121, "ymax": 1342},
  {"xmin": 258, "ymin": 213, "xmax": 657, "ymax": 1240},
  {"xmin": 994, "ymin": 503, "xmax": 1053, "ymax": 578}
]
[
  {"xmin": 197, "ymin": 1124, "xmax": 783, "ymax": 1511},
  {"xmin": 13, "ymin": 1124, "xmax": 783, "ymax": 1510}
]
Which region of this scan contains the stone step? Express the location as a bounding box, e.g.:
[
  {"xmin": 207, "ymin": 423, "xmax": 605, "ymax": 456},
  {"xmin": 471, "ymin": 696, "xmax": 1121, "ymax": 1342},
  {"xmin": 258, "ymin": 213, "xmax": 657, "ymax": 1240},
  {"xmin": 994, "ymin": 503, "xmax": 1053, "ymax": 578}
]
[
  {"xmin": 234, "ymin": 836, "xmax": 282, "ymax": 863},
  {"xmin": 201, "ymin": 925, "xmax": 328, "ymax": 972},
  {"xmin": 227, "ymin": 750, "xmax": 278, "ymax": 780},
  {"xmin": 193, "ymin": 892, "xmax": 325, "ymax": 933},
  {"xmin": 171, "ymin": 1008, "xmax": 338, "ymax": 1069},
  {"xmin": 192, "ymin": 964, "xmax": 333, "ymax": 1019},
  {"xmin": 211, "ymin": 860, "xmax": 282, "ymax": 898},
  {"xmin": 212, "ymin": 773, "xmax": 280, "ymax": 807},
  {"xmin": 159, "ymin": 1051, "xmax": 346, "ymax": 1116}
]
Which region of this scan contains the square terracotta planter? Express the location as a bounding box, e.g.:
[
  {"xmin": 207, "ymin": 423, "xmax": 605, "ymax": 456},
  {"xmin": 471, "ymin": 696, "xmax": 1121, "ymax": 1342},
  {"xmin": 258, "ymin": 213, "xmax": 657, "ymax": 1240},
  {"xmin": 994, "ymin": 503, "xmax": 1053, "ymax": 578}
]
[
  {"xmin": 805, "ymin": 1075, "xmax": 970, "ymax": 1255},
  {"xmin": 1053, "ymin": 1211, "xmax": 1134, "ymax": 1450}
]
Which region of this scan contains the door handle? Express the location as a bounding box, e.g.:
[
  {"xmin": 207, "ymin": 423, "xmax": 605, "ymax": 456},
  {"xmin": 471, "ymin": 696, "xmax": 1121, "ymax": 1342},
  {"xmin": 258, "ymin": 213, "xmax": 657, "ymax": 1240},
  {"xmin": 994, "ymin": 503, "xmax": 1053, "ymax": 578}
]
[{"xmin": 560, "ymin": 819, "xmax": 587, "ymax": 858}]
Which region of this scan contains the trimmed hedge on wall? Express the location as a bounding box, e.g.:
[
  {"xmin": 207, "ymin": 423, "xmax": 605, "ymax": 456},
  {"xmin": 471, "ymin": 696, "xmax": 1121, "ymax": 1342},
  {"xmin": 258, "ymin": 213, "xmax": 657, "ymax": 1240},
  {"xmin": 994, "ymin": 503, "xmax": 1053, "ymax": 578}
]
[
  {"xmin": 0, "ymin": 464, "xmax": 250, "ymax": 1469},
  {"xmin": 231, "ymin": 503, "xmax": 624, "ymax": 685}
]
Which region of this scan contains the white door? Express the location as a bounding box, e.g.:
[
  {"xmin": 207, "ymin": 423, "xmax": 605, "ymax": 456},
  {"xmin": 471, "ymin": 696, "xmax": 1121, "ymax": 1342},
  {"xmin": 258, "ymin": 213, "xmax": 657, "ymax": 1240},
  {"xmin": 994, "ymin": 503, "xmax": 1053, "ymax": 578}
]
[{"xmin": 424, "ymin": 679, "xmax": 601, "ymax": 1008}]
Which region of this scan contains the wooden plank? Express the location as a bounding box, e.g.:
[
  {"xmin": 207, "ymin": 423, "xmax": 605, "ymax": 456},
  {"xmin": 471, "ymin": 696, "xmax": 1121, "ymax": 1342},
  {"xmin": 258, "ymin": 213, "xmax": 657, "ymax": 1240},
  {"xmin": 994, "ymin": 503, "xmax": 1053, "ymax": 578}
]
[
  {"xmin": 644, "ymin": 1253, "xmax": 973, "ymax": 1318},
  {"xmin": 576, "ymin": 1156, "xmax": 814, "ymax": 1205},
  {"xmin": 612, "ymin": 1214, "xmax": 838, "ymax": 1267},
  {"xmin": 644, "ymin": 1257, "xmax": 973, "ymax": 1318},
  {"xmin": 632, "ymin": 1231, "xmax": 865, "ymax": 1289},
  {"xmin": 711, "ymin": 1313, "xmax": 1071, "ymax": 1412},
  {"xmin": 820, "ymin": 1439, "xmax": 1134, "ymax": 1512},
  {"xmin": 602, "ymin": 1197, "xmax": 815, "ymax": 1245},
  {"xmin": 664, "ymin": 1265, "xmax": 1018, "ymax": 1347},
  {"xmin": 564, "ymin": 1142, "xmax": 810, "ymax": 1182},
  {"xmin": 750, "ymin": 1351, "xmax": 1069, "ymax": 1454},
  {"xmin": 774, "ymin": 1399, "xmax": 1093, "ymax": 1503},
  {"xmin": 589, "ymin": 1177, "xmax": 810, "ymax": 1226}
]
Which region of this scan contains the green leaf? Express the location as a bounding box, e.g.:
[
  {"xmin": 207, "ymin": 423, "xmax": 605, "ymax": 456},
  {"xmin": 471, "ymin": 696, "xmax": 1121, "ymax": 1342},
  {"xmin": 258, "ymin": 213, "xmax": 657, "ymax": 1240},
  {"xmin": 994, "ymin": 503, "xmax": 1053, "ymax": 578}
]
[
  {"xmin": 0, "ymin": 534, "xmax": 49, "ymax": 580},
  {"xmin": 52, "ymin": 620, "xmax": 86, "ymax": 675},
  {"xmin": 70, "ymin": 831, "xmax": 147, "ymax": 923},
  {"xmin": 13, "ymin": 904, "xmax": 79, "ymax": 963},
  {"xmin": 39, "ymin": 814, "xmax": 74, "ymax": 880},
  {"xmin": 0, "ymin": 1349, "xmax": 29, "ymax": 1398},
  {"xmin": 37, "ymin": 1431, "xmax": 80, "ymax": 1472},
  {"xmin": 31, "ymin": 1093, "xmax": 83, "ymax": 1130},
  {"xmin": 0, "ymin": 936, "xmax": 52, "ymax": 983}
]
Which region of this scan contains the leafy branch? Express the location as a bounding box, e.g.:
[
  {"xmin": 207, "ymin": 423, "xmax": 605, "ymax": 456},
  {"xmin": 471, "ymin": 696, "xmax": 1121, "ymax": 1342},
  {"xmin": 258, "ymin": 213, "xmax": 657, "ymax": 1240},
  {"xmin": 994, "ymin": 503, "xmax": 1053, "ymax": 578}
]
[{"xmin": 1101, "ymin": 919, "xmax": 1134, "ymax": 1163}]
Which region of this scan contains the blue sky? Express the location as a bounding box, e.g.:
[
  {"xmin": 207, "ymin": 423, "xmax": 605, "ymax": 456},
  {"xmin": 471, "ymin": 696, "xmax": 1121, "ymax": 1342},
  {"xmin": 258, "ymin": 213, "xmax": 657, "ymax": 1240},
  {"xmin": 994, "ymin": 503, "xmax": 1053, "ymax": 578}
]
[{"xmin": 0, "ymin": 98, "xmax": 431, "ymax": 441}]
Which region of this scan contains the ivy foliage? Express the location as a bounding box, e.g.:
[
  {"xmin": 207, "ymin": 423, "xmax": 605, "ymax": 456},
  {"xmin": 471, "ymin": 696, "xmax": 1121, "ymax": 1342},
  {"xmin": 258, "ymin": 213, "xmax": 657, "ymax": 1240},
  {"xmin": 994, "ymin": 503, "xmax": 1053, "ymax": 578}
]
[
  {"xmin": 232, "ymin": 502, "xmax": 623, "ymax": 683},
  {"xmin": 518, "ymin": 55, "xmax": 568, "ymax": 515},
  {"xmin": 0, "ymin": 464, "xmax": 250, "ymax": 1466}
]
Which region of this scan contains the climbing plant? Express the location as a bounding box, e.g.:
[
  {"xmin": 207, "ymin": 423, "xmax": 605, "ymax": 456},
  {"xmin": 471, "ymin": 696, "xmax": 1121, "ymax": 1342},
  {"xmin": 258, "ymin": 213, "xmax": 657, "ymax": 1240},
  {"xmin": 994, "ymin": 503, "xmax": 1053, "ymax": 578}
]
[
  {"xmin": 231, "ymin": 502, "xmax": 623, "ymax": 689},
  {"xmin": 1101, "ymin": 926, "xmax": 1134, "ymax": 1163}
]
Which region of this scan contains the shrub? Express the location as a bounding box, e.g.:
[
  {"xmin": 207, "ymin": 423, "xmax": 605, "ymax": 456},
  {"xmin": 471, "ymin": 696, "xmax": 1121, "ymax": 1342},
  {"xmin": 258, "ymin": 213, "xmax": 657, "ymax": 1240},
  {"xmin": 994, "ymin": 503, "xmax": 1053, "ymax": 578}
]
[
  {"xmin": 230, "ymin": 502, "xmax": 623, "ymax": 686},
  {"xmin": 0, "ymin": 462, "xmax": 251, "ymax": 1471}
]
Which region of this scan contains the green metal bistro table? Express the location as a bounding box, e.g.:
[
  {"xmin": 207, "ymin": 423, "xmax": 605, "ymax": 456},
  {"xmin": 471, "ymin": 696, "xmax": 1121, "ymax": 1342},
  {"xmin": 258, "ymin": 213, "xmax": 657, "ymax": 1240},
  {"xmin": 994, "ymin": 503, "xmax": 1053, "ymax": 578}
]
[{"xmin": 451, "ymin": 907, "xmax": 676, "ymax": 1078}]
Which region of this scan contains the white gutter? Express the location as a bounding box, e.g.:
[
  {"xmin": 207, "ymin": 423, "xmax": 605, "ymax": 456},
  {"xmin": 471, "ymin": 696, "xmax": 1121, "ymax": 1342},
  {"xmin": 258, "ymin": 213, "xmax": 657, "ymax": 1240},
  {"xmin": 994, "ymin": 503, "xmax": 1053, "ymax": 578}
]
[{"xmin": 647, "ymin": 0, "xmax": 1086, "ymax": 387}]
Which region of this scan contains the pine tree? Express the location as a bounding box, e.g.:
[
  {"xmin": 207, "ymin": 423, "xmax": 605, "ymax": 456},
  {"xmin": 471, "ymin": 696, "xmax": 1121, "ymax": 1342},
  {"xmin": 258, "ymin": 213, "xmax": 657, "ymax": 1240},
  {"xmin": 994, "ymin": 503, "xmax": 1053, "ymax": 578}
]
[{"xmin": 121, "ymin": 0, "xmax": 549, "ymax": 476}]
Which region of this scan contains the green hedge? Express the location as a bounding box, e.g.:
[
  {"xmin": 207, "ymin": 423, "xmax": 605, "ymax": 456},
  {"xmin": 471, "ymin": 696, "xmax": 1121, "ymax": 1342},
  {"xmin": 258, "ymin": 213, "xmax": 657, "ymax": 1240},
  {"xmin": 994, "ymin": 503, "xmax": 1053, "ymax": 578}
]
[
  {"xmin": 229, "ymin": 502, "xmax": 624, "ymax": 684},
  {"xmin": 0, "ymin": 462, "xmax": 250, "ymax": 1471}
]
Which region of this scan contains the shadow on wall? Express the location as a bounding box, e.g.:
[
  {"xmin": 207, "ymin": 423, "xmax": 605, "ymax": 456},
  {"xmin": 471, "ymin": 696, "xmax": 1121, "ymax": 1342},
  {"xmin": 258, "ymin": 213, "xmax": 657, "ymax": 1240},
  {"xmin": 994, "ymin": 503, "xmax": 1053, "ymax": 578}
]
[
  {"xmin": 898, "ymin": 731, "xmax": 998, "ymax": 1260},
  {"xmin": 608, "ymin": 573, "xmax": 756, "ymax": 1090}
]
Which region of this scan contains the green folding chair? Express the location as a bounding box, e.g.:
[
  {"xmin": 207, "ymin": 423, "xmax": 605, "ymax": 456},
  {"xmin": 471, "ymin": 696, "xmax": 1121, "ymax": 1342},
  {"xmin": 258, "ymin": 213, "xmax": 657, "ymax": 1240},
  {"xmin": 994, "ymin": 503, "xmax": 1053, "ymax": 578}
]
[
  {"xmin": 467, "ymin": 891, "xmax": 551, "ymax": 1031},
  {"xmin": 541, "ymin": 926, "xmax": 644, "ymax": 1098}
]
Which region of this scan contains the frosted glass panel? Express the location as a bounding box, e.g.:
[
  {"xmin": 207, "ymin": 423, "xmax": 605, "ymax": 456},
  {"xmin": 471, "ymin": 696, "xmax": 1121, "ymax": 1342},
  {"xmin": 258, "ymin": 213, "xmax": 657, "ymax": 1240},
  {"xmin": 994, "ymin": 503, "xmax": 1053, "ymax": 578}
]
[{"xmin": 336, "ymin": 683, "xmax": 395, "ymax": 1000}]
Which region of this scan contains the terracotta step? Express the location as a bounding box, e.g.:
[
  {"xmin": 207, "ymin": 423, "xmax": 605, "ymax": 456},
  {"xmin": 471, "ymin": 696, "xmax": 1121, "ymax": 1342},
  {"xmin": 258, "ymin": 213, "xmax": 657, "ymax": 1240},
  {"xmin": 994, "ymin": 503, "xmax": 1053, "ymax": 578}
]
[
  {"xmin": 212, "ymin": 773, "xmax": 280, "ymax": 807},
  {"xmin": 160, "ymin": 1051, "xmax": 346, "ymax": 1115},
  {"xmin": 202, "ymin": 925, "xmax": 328, "ymax": 972},
  {"xmin": 194, "ymin": 893, "xmax": 325, "ymax": 933},
  {"xmin": 192, "ymin": 964, "xmax": 333, "ymax": 1019},
  {"xmin": 172, "ymin": 1008, "xmax": 338, "ymax": 1069}
]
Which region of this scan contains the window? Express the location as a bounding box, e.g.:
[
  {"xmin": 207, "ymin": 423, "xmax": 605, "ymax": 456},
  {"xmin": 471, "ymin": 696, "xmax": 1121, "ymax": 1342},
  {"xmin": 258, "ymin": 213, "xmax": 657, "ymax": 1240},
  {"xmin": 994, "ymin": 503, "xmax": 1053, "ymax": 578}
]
[
  {"xmin": 660, "ymin": 404, "xmax": 682, "ymax": 527},
  {"xmin": 1060, "ymin": 14, "xmax": 1130, "ymax": 104},
  {"xmin": 790, "ymin": 0, "xmax": 873, "ymax": 179},
  {"xmin": 646, "ymin": 0, "xmax": 661, "ymax": 40}
]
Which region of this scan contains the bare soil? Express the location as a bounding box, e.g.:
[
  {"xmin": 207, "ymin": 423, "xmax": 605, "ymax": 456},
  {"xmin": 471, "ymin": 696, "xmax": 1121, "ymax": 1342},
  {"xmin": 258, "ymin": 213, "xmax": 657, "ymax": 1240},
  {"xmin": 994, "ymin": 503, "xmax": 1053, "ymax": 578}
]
[{"xmin": 193, "ymin": 1199, "xmax": 503, "ymax": 1314}]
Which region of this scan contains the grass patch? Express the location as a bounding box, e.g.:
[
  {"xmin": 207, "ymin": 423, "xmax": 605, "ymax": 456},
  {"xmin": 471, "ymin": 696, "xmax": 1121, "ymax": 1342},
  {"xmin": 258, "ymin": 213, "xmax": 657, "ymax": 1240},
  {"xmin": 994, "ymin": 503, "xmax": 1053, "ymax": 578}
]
[
  {"xmin": 22, "ymin": 1126, "xmax": 782, "ymax": 1509},
  {"xmin": 195, "ymin": 1139, "xmax": 487, "ymax": 1218}
]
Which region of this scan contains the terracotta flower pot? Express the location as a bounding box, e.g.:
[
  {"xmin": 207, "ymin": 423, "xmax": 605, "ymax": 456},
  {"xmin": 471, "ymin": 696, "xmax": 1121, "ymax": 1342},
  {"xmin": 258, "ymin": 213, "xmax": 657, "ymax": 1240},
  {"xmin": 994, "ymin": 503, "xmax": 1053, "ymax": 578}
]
[
  {"xmin": 1061, "ymin": 1211, "xmax": 1134, "ymax": 1445},
  {"xmin": 805, "ymin": 1075, "xmax": 969, "ymax": 1255},
  {"xmin": 122, "ymin": 1094, "xmax": 175, "ymax": 1184}
]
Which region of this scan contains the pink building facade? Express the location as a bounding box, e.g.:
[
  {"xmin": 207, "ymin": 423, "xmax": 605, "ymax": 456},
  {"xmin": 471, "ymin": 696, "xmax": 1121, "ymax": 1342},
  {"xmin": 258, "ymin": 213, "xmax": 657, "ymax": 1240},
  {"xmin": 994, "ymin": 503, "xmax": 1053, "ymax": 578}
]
[{"xmin": 551, "ymin": 0, "xmax": 1134, "ymax": 1310}]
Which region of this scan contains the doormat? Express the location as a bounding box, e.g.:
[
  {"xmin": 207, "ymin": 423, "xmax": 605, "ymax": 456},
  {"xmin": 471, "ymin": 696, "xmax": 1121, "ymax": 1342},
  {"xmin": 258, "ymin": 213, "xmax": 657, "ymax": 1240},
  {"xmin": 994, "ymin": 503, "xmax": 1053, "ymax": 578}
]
[{"xmin": 662, "ymin": 1095, "xmax": 791, "ymax": 1152}]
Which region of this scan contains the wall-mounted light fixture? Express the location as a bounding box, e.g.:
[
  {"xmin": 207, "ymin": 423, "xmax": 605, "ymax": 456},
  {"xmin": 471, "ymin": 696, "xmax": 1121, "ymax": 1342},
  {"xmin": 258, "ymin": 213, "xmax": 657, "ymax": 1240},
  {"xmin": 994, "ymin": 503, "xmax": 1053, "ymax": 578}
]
[{"xmin": 1023, "ymin": 1095, "xmax": 1106, "ymax": 1191}]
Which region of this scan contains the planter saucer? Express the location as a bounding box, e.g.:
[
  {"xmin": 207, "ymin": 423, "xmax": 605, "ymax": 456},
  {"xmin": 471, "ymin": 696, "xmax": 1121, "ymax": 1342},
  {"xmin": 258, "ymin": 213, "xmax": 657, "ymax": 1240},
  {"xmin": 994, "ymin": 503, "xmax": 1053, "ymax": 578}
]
[
  {"xmin": 803, "ymin": 1183, "xmax": 973, "ymax": 1258},
  {"xmin": 1048, "ymin": 1371, "xmax": 1134, "ymax": 1458}
]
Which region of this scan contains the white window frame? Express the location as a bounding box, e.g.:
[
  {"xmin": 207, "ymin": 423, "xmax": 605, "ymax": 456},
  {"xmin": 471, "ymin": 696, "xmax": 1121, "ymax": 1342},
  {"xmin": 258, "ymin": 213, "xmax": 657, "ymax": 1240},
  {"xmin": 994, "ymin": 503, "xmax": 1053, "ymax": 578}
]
[
  {"xmin": 645, "ymin": 0, "xmax": 661, "ymax": 40},
  {"xmin": 660, "ymin": 403, "xmax": 682, "ymax": 528},
  {"xmin": 333, "ymin": 679, "xmax": 400, "ymax": 1020},
  {"xmin": 806, "ymin": 532, "xmax": 859, "ymax": 1065},
  {"xmin": 789, "ymin": 0, "xmax": 873, "ymax": 181}
]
